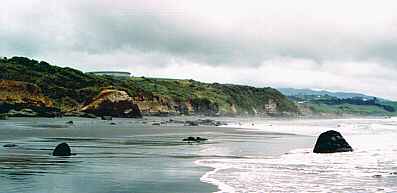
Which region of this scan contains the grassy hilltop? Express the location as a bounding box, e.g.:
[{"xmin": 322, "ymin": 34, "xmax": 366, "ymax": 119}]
[{"xmin": 0, "ymin": 57, "xmax": 298, "ymax": 116}]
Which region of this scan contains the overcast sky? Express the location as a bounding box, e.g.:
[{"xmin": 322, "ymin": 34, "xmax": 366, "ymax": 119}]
[{"xmin": 2, "ymin": 0, "xmax": 397, "ymax": 99}]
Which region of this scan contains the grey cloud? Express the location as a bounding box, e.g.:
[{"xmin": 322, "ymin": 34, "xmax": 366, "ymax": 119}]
[
  {"xmin": 3, "ymin": 1, "xmax": 397, "ymax": 68},
  {"xmin": 2, "ymin": 0, "xmax": 397, "ymax": 99}
]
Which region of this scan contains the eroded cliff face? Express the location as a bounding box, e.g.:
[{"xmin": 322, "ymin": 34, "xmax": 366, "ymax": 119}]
[
  {"xmin": 0, "ymin": 80, "xmax": 58, "ymax": 116},
  {"xmin": 0, "ymin": 80, "xmax": 53, "ymax": 107},
  {"xmin": 131, "ymin": 94, "xmax": 226, "ymax": 116},
  {"xmin": 81, "ymin": 89, "xmax": 142, "ymax": 118},
  {"xmin": 130, "ymin": 94, "xmax": 281, "ymax": 116}
]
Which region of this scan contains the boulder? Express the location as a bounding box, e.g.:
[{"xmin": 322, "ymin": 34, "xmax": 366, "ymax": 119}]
[
  {"xmin": 53, "ymin": 142, "xmax": 72, "ymax": 156},
  {"xmin": 81, "ymin": 89, "xmax": 142, "ymax": 118},
  {"xmin": 313, "ymin": 130, "xmax": 353, "ymax": 153}
]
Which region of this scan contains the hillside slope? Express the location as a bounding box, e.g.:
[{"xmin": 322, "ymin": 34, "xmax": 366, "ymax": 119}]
[
  {"xmin": 287, "ymin": 93, "xmax": 397, "ymax": 117},
  {"xmin": 0, "ymin": 57, "xmax": 298, "ymax": 116},
  {"xmin": 279, "ymin": 88, "xmax": 386, "ymax": 101}
]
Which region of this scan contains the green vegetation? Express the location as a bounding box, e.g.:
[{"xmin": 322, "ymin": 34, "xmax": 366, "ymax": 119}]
[
  {"xmin": 0, "ymin": 56, "xmax": 298, "ymax": 115},
  {"xmin": 291, "ymin": 94, "xmax": 397, "ymax": 116},
  {"xmin": 125, "ymin": 77, "xmax": 297, "ymax": 114}
]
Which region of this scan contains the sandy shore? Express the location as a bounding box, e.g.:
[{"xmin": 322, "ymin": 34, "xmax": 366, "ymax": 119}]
[{"xmin": 0, "ymin": 116, "xmax": 314, "ymax": 193}]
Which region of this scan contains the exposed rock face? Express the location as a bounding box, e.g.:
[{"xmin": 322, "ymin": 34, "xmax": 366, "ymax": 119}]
[
  {"xmin": 133, "ymin": 94, "xmax": 192, "ymax": 116},
  {"xmin": 263, "ymin": 99, "xmax": 278, "ymax": 114},
  {"xmin": 313, "ymin": 130, "xmax": 353, "ymax": 153},
  {"xmin": 0, "ymin": 80, "xmax": 53, "ymax": 107},
  {"xmin": 81, "ymin": 89, "xmax": 142, "ymax": 118},
  {"xmin": 191, "ymin": 98, "xmax": 219, "ymax": 116},
  {"xmin": 0, "ymin": 80, "xmax": 59, "ymax": 117},
  {"xmin": 53, "ymin": 143, "xmax": 72, "ymax": 156}
]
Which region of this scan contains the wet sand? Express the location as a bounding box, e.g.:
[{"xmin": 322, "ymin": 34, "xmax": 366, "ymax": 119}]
[{"xmin": 0, "ymin": 117, "xmax": 313, "ymax": 193}]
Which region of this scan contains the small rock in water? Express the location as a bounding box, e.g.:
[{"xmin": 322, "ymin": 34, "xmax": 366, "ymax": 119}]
[
  {"xmin": 66, "ymin": 121, "xmax": 74, "ymax": 124},
  {"xmin": 110, "ymin": 122, "xmax": 117, "ymax": 125},
  {"xmin": 184, "ymin": 121, "xmax": 199, "ymax": 126},
  {"xmin": 313, "ymin": 130, "xmax": 353, "ymax": 153},
  {"xmin": 152, "ymin": 122, "xmax": 161, "ymax": 126},
  {"xmin": 3, "ymin": 144, "xmax": 17, "ymax": 148},
  {"xmin": 182, "ymin": 136, "xmax": 208, "ymax": 142},
  {"xmin": 101, "ymin": 116, "xmax": 113, "ymax": 120},
  {"xmin": 372, "ymin": 174, "xmax": 382, "ymax": 178},
  {"xmin": 53, "ymin": 142, "xmax": 72, "ymax": 156}
]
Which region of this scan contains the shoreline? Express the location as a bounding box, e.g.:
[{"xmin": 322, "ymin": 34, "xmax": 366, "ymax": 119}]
[{"xmin": 1, "ymin": 116, "xmax": 395, "ymax": 193}]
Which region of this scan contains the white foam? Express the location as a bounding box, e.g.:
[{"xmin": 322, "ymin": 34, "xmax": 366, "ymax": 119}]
[
  {"xmin": 195, "ymin": 159, "xmax": 236, "ymax": 193},
  {"xmin": 198, "ymin": 117, "xmax": 397, "ymax": 193}
]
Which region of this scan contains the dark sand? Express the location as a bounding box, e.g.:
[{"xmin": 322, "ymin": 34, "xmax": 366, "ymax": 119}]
[{"xmin": 0, "ymin": 117, "xmax": 314, "ymax": 193}]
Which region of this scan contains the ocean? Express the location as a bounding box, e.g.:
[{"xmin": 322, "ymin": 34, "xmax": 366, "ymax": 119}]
[
  {"xmin": 0, "ymin": 116, "xmax": 396, "ymax": 193},
  {"xmin": 199, "ymin": 117, "xmax": 397, "ymax": 193}
]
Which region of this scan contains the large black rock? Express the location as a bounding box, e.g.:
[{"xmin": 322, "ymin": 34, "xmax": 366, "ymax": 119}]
[
  {"xmin": 53, "ymin": 142, "xmax": 72, "ymax": 156},
  {"xmin": 313, "ymin": 130, "xmax": 353, "ymax": 153}
]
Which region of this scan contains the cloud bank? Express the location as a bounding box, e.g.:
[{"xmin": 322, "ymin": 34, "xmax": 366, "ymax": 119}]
[{"xmin": 1, "ymin": 0, "xmax": 397, "ymax": 99}]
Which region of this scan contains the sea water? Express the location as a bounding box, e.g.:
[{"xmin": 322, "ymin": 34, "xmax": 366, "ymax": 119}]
[{"xmin": 197, "ymin": 117, "xmax": 397, "ymax": 193}]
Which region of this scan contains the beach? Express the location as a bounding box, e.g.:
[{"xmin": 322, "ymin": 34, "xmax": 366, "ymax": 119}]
[{"xmin": 1, "ymin": 116, "xmax": 396, "ymax": 192}]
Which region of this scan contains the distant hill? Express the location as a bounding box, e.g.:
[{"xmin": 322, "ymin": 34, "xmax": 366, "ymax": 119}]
[
  {"xmin": 278, "ymin": 88, "xmax": 382, "ymax": 100},
  {"xmin": 278, "ymin": 88, "xmax": 397, "ymax": 116}
]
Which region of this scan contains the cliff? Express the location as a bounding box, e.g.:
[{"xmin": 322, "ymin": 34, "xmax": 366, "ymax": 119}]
[
  {"xmin": 0, "ymin": 80, "xmax": 53, "ymax": 107},
  {"xmin": 0, "ymin": 80, "xmax": 59, "ymax": 116},
  {"xmin": 0, "ymin": 56, "xmax": 298, "ymax": 117}
]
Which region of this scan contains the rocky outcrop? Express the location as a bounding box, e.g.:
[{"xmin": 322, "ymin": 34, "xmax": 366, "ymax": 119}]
[
  {"xmin": 7, "ymin": 108, "xmax": 38, "ymax": 117},
  {"xmin": 313, "ymin": 130, "xmax": 353, "ymax": 153},
  {"xmin": 0, "ymin": 80, "xmax": 59, "ymax": 117},
  {"xmin": 182, "ymin": 136, "xmax": 208, "ymax": 142},
  {"xmin": 191, "ymin": 98, "xmax": 219, "ymax": 116},
  {"xmin": 53, "ymin": 142, "xmax": 72, "ymax": 156},
  {"xmin": 184, "ymin": 119, "xmax": 226, "ymax": 126},
  {"xmin": 81, "ymin": 89, "xmax": 142, "ymax": 118}
]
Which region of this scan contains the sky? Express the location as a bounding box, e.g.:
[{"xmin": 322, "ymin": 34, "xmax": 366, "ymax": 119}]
[{"xmin": 1, "ymin": 0, "xmax": 397, "ymax": 100}]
